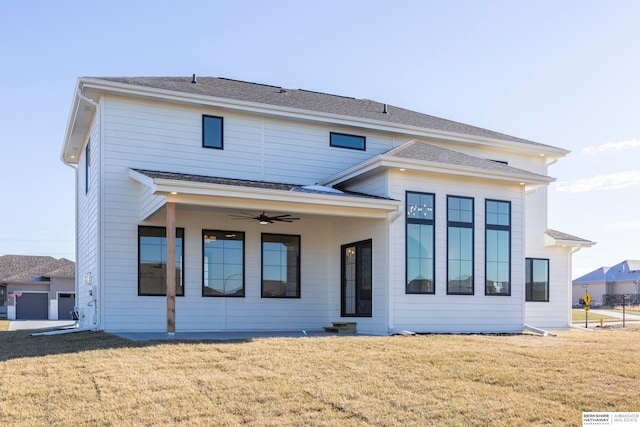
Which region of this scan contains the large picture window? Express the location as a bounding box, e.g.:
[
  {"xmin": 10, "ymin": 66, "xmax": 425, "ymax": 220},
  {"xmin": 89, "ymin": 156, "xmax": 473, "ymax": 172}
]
[
  {"xmin": 406, "ymin": 192, "xmax": 435, "ymax": 294},
  {"xmin": 447, "ymin": 196, "xmax": 474, "ymax": 295},
  {"xmin": 138, "ymin": 226, "xmax": 184, "ymax": 296},
  {"xmin": 203, "ymin": 230, "xmax": 245, "ymax": 297},
  {"xmin": 526, "ymin": 258, "xmax": 549, "ymax": 302},
  {"xmin": 202, "ymin": 115, "xmax": 223, "ymax": 149},
  {"xmin": 485, "ymin": 200, "xmax": 511, "ymax": 295},
  {"xmin": 262, "ymin": 234, "xmax": 300, "ymax": 298}
]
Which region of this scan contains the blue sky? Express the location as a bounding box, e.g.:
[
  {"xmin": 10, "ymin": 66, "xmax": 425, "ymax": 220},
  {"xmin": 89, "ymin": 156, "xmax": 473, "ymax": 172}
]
[{"xmin": 1, "ymin": 1, "xmax": 639, "ymax": 278}]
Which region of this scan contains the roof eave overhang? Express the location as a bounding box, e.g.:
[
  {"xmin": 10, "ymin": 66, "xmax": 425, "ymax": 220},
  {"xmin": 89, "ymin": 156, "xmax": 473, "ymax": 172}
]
[
  {"xmin": 544, "ymin": 234, "xmax": 596, "ymax": 248},
  {"xmin": 71, "ymin": 78, "xmax": 568, "ymax": 159},
  {"xmin": 129, "ymin": 169, "xmax": 400, "ymax": 220},
  {"xmin": 61, "ymin": 82, "xmax": 98, "ymax": 165},
  {"xmin": 321, "ymin": 155, "xmax": 555, "ymax": 188}
]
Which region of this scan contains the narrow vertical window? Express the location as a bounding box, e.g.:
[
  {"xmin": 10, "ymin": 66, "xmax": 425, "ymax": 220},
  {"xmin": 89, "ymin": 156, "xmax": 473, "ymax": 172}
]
[
  {"xmin": 138, "ymin": 226, "xmax": 184, "ymax": 296},
  {"xmin": 447, "ymin": 196, "xmax": 474, "ymax": 295},
  {"xmin": 202, "ymin": 115, "xmax": 223, "ymax": 149},
  {"xmin": 85, "ymin": 141, "xmax": 91, "ymax": 194},
  {"xmin": 341, "ymin": 239, "xmax": 372, "ymax": 316},
  {"xmin": 406, "ymin": 192, "xmax": 435, "ymax": 294},
  {"xmin": 203, "ymin": 230, "xmax": 245, "ymax": 297},
  {"xmin": 485, "ymin": 200, "xmax": 511, "ymax": 295},
  {"xmin": 262, "ymin": 234, "xmax": 300, "ymax": 298},
  {"xmin": 526, "ymin": 258, "xmax": 549, "ymax": 302}
]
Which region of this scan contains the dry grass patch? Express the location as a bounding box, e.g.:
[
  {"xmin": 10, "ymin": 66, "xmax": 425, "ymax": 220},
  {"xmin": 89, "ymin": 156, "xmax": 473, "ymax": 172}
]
[{"xmin": 1, "ymin": 327, "xmax": 639, "ymax": 426}]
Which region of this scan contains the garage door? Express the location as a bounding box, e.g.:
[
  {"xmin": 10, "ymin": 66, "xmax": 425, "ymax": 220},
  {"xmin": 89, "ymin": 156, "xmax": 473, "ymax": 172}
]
[
  {"xmin": 16, "ymin": 293, "xmax": 48, "ymax": 320},
  {"xmin": 58, "ymin": 293, "xmax": 76, "ymax": 320}
]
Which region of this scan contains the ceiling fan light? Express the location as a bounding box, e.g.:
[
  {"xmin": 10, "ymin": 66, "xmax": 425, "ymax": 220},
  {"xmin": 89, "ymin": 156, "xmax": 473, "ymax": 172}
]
[{"xmin": 259, "ymin": 220, "xmax": 269, "ymax": 225}]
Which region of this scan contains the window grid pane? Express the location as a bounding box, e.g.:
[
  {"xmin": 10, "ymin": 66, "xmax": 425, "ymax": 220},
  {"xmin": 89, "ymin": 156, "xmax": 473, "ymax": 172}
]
[
  {"xmin": 262, "ymin": 234, "xmax": 300, "ymax": 298},
  {"xmin": 447, "ymin": 196, "xmax": 474, "ymax": 295},
  {"xmin": 138, "ymin": 226, "xmax": 184, "ymax": 296},
  {"xmin": 485, "ymin": 200, "xmax": 511, "ymax": 295},
  {"xmin": 203, "ymin": 230, "xmax": 245, "ymax": 297},
  {"xmin": 406, "ymin": 192, "xmax": 435, "ymax": 294}
]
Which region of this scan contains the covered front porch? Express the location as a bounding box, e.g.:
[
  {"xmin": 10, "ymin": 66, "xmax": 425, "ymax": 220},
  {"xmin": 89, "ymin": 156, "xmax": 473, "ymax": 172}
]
[{"xmin": 124, "ymin": 170, "xmax": 401, "ymax": 334}]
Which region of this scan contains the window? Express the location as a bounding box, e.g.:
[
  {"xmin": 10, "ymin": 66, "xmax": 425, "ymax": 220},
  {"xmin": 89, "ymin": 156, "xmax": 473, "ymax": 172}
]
[
  {"xmin": 447, "ymin": 196, "xmax": 474, "ymax": 295},
  {"xmin": 202, "ymin": 115, "xmax": 223, "ymax": 149},
  {"xmin": 203, "ymin": 230, "xmax": 245, "ymax": 297},
  {"xmin": 342, "ymin": 239, "xmax": 372, "ymax": 317},
  {"xmin": 85, "ymin": 141, "xmax": 91, "ymax": 194},
  {"xmin": 406, "ymin": 192, "xmax": 435, "ymax": 294},
  {"xmin": 138, "ymin": 226, "xmax": 184, "ymax": 296},
  {"xmin": 262, "ymin": 234, "xmax": 300, "ymax": 298},
  {"xmin": 485, "ymin": 200, "xmax": 511, "ymax": 295},
  {"xmin": 526, "ymin": 258, "xmax": 549, "ymax": 302},
  {"xmin": 330, "ymin": 132, "xmax": 365, "ymax": 150},
  {"xmin": 0, "ymin": 286, "xmax": 5, "ymax": 306}
]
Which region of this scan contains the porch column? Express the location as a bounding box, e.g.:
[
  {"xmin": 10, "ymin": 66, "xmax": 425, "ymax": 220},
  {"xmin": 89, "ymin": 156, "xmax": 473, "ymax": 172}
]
[{"xmin": 166, "ymin": 202, "xmax": 176, "ymax": 335}]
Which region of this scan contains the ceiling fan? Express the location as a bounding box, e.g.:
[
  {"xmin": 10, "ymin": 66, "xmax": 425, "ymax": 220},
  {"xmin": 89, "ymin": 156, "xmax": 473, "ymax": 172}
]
[{"xmin": 229, "ymin": 211, "xmax": 301, "ymax": 225}]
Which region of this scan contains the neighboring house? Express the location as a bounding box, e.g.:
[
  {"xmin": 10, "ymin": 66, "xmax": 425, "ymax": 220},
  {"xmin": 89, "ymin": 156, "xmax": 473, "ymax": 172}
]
[
  {"xmin": 0, "ymin": 255, "xmax": 75, "ymax": 320},
  {"xmin": 572, "ymin": 260, "xmax": 640, "ymax": 306},
  {"xmin": 60, "ymin": 76, "xmax": 593, "ymax": 334}
]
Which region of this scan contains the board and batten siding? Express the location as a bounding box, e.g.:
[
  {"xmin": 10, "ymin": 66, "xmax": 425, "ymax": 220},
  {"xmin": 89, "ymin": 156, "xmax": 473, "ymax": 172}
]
[
  {"xmin": 102, "ymin": 96, "xmax": 395, "ymax": 185},
  {"xmin": 386, "ymin": 170, "xmax": 527, "ymax": 333}
]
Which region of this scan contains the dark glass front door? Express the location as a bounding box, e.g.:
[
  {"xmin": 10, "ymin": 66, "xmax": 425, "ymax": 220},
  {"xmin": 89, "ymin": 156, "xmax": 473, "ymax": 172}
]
[{"xmin": 341, "ymin": 239, "xmax": 372, "ymax": 317}]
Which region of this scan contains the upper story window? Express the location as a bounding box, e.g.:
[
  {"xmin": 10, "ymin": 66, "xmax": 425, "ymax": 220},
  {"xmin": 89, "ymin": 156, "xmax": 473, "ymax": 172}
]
[
  {"xmin": 526, "ymin": 258, "xmax": 549, "ymax": 302},
  {"xmin": 330, "ymin": 132, "xmax": 366, "ymax": 151},
  {"xmin": 202, "ymin": 115, "xmax": 223, "ymax": 149},
  {"xmin": 203, "ymin": 230, "xmax": 245, "ymax": 297},
  {"xmin": 85, "ymin": 141, "xmax": 91, "ymax": 194},
  {"xmin": 138, "ymin": 226, "xmax": 184, "ymax": 296},
  {"xmin": 485, "ymin": 200, "xmax": 511, "ymax": 296},
  {"xmin": 406, "ymin": 192, "xmax": 435, "ymax": 294},
  {"xmin": 447, "ymin": 196, "xmax": 474, "ymax": 295}
]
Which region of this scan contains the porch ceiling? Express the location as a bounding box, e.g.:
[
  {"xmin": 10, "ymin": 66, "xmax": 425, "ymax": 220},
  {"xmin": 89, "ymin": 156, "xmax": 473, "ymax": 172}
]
[{"xmin": 130, "ymin": 169, "xmax": 401, "ymax": 221}]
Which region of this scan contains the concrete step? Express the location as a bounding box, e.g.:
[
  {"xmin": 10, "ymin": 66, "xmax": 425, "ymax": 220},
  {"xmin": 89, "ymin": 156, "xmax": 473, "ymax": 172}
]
[{"xmin": 323, "ymin": 322, "xmax": 357, "ymax": 333}]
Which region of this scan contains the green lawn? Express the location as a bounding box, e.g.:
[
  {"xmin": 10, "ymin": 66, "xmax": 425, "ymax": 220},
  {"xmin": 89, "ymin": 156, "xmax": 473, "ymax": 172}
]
[{"xmin": 1, "ymin": 326, "xmax": 639, "ymax": 426}]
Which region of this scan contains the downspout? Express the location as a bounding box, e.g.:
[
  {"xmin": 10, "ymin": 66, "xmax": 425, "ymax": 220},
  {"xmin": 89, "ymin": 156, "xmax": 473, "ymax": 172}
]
[{"xmin": 387, "ymin": 207, "xmax": 403, "ymax": 333}]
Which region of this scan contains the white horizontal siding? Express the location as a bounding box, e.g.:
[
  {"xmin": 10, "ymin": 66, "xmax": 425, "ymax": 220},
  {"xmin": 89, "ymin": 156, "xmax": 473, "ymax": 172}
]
[{"xmin": 387, "ymin": 169, "xmax": 527, "ymax": 333}]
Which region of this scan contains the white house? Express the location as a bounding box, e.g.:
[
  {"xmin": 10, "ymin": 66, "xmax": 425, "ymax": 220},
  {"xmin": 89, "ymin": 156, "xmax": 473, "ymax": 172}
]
[{"xmin": 60, "ymin": 76, "xmax": 592, "ymax": 334}]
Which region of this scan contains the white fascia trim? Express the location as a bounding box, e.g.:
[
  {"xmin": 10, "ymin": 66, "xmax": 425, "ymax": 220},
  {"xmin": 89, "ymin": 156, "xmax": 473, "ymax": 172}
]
[
  {"xmin": 129, "ymin": 170, "xmax": 400, "ymax": 217},
  {"xmin": 78, "ymin": 78, "xmax": 568, "ymax": 157},
  {"xmin": 321, "ymin": 156, "xmax": 554, "ymax": 187},
  {"xmin": 544, "ymin": 234, "xmax": 596, "ymax": 248}
]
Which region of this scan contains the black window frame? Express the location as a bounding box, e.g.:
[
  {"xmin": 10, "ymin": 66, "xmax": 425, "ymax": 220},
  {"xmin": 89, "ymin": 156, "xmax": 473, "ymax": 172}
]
[
  {"xmin": 447, "ymin": 195, "xmax": 474, "ymax": 295},
  {"xmin": 202, "ymin": 115, "xmax": 224, "ymax": 150},
  {"xmin": 261, "ymin": 233, "xmax": 301, "ymax": 298},
  {"xmin": 525, "ymin": 258, "xmax": 550, "ymax": 302},
  {"xmin": 202, "ymin": 230, "xmax": 245, "ymax": 297},
  {"xmin": 138, "ymin": 225, "xmax": 185, "ymax": 297},
  {"xmin": 485, "ymin": 199, "xmax": 511, "ymax": 296},
  {"xmin": 330, "ymin": 132, "xmax": 366, "ymax": 151},
  {"xmin": 341, "ymin": 239, "xmax": 373, "ymax": 317},
  {"xmin": 406, "ymin": 191, "xmax": 436, "ymax": 294}
]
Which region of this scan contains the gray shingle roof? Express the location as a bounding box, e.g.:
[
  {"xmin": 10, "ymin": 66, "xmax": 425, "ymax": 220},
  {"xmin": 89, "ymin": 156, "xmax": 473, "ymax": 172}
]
[
  {"xmin": 0, "ymin": 255, "xmax": 75, "ymax": 282},
  {"xmin": 92, "ymin": 76, "xmax": 554, "ymax": 148},
  {"xmin": 383, "ymin": 140, "xmax": 551, "ymax": 181},
  {"xmin": 545, "ymin": 229, "xmax": 593, "ymax": 243},
  {"xmin": 132, "ymin": 169, "xmax": 393, "ymax": 200}
]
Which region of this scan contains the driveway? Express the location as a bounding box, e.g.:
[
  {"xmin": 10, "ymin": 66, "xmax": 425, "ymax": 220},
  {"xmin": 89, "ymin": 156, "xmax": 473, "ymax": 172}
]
[{"xmin": 589, "ymin": 309, "xmax": 640, "ymax": 321}]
